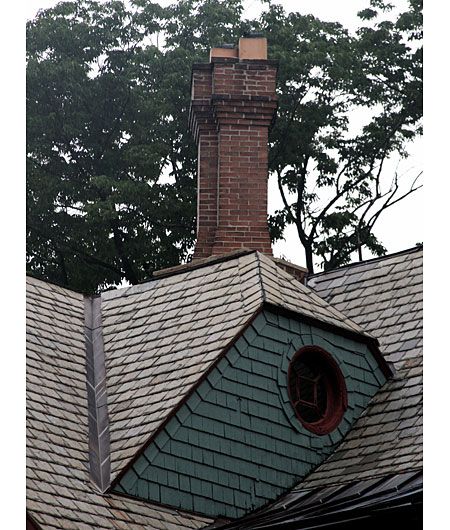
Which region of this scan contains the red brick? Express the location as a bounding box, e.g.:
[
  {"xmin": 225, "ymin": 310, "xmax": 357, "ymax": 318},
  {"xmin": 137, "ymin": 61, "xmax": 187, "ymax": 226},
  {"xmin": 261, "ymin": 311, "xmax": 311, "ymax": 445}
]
[{"xmin": 189, "ymin": 41, "xmax": 277, "ymax": 258}]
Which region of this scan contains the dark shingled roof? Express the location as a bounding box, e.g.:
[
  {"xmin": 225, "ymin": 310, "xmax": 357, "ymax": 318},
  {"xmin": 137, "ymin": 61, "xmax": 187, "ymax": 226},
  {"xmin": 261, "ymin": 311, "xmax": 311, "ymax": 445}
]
[{"xmin": 220, "ymin": 470, "xmax": 422, "ymax": 529}]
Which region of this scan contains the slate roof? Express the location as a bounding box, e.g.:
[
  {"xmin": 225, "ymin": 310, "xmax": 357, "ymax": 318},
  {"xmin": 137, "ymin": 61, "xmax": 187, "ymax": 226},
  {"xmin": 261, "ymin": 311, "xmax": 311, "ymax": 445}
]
[
  {"xmin": 101, "ymin": 250, "xmax": 370, "ymax": 481},
  {"xmin": 297, "ymin": 246, "xmax": 423, "ymax": 487},
  {"xmin": 26, "ymin": 247, "xmax": 421, "ymax": 528},
  {"xmin": 26, "ymin": 276, "xmax": 213, "ymax": 530}
]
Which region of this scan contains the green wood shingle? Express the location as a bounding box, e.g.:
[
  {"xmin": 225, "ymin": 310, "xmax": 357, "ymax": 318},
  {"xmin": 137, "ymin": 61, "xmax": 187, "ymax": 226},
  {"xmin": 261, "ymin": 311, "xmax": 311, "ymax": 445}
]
[{"xmin": 116, "ymin": 309, "xmax": 386, "ymax": 518}]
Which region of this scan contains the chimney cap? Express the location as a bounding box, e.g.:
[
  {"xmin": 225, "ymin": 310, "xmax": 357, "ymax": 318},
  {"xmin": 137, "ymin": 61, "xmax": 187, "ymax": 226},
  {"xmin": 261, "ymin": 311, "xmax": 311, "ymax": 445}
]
[
  {"xmin": 243, "ymin": 31, "xmax": 265, "ymax": 38},
  {"xmin": 210, "ymin": 45, "xmax": 238, "ymax": 60},
  {"xmin": 238, "ymin": 35, "xmax": 267, "ymax": 60}
]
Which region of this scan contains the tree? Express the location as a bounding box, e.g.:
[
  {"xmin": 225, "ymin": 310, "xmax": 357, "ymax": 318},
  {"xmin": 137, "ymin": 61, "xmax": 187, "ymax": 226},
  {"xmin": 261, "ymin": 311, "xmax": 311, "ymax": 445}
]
[
  {"xmin": 27, "ymin": 0, "xmax": 422, "ymax": 292},
  {"xmin": 261, "ymin": 0, "xmax": 422, "ymax": 271},
  {"xmin": 28, "ymin": 1, "xmax": 181, "ymax": 291}
]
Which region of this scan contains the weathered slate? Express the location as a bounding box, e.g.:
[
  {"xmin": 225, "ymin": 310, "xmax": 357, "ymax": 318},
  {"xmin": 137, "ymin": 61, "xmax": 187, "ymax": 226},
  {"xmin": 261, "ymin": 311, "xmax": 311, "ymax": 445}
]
[
  {"xmin": 298, "ymin": 246, "xmax": 423, "ymax": 487},
  {"xmin": 102, "ymin": 251, "xmax": 374, "ymax": 482},
  {"xmin": 26, "ymin": 276, "xmax": 213, "ymax": 530}
]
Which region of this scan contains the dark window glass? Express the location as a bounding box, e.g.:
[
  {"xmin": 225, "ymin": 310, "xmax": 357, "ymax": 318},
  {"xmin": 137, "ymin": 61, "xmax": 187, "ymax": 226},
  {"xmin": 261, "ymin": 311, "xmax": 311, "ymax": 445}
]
[{"xmin": 288, "ymin": 347, "xmax": 347, "ymax": 435}]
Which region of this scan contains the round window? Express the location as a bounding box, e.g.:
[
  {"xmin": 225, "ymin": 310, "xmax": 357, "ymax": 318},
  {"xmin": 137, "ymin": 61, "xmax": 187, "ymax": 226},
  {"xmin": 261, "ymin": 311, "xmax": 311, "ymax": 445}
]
[{"xmin": 287, "ymin": 346, "xmax": 347, "ymax": 435}]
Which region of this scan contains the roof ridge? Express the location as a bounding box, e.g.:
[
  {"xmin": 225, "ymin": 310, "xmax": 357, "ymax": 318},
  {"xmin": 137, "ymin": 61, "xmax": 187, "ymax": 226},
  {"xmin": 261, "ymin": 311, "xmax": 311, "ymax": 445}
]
[
  {"xmin": 255, "ymin": 252, "xmax": 268, "ymax": 303},
  {"xmin": 149, "ymin": 249, "xmax": 256, "ymax": 281},
  {"xmin": 310, "ymin": 245, "xmax": 423, "ymax": 278},
  {"xmin": 256, "ymin": 253, "xmax": 377, "ymax": 341}
]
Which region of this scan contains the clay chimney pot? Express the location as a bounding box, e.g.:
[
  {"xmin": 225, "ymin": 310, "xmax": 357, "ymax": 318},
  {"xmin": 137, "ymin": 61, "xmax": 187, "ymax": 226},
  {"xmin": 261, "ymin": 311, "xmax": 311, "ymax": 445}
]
[
  {"xmin": 210, "ymin": 46, "xmax": 238, "ymax": 60},
  {"xmin": 238, "ymin": 37, "xmax": 267, "ymax": 60}
]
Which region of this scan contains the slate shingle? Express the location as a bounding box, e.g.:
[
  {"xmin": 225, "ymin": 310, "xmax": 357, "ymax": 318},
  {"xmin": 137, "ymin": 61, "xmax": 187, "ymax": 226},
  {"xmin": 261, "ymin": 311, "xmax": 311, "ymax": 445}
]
[
  {"xmin": 300, "ymin": 247, "xmax": 423, "ymax": 487},
  {"xmin": 26, "ymin": 276, "xmax": 213, "ymax": 530},
  {"xmin": 102, "ymin": 251, "xmax": 372, "ymax": 480},
  {"xmin": 27, "ymin": 246, "xmax": 406, "ymax": 526}
]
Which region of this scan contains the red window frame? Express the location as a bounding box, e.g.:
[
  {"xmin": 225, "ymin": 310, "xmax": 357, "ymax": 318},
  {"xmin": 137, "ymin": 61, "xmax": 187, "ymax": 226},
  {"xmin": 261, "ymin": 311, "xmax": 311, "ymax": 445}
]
[{"xmin": 287, "ymin": 345, "xmax": 348, "ymax": 435}]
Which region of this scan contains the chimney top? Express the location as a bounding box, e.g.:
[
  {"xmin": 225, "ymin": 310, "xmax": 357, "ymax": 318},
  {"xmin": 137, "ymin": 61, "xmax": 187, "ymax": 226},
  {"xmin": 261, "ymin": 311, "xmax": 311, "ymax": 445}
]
[
  {"xmin": 190, "ymin": 35, "xmax": 277, "ymax": 258},
  {"xmin": 243, "ymin": 31, "xmax": 265, "ymax": 38},
  {"xmin": 209, "ymin": 36, "xmax": 268, "ymax": 62}
]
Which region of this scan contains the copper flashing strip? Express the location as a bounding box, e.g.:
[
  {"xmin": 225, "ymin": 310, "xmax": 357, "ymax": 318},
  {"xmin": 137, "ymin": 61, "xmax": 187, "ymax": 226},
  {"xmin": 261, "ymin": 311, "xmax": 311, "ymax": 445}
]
[{"xmin": 84, "ymin": 295, "xmax": 111, "ymax": 492}]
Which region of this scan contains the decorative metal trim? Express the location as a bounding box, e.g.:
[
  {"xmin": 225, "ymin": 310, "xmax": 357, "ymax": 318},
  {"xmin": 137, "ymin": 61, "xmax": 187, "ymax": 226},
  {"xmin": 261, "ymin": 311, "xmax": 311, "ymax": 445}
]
[{"xmin": 84, "ymin": 295, "xmax": 110, "ymax": 492}]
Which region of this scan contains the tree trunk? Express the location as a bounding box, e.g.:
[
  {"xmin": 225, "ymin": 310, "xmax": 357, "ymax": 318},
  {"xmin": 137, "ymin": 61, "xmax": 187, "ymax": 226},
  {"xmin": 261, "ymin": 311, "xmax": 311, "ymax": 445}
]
[
  {"xmin": 56, "ymin": 248, "xmax": 69, "ymax": 286},
  {"xmin": 304, "ymin": 243, "xmax": 314, "ymax": 274}
]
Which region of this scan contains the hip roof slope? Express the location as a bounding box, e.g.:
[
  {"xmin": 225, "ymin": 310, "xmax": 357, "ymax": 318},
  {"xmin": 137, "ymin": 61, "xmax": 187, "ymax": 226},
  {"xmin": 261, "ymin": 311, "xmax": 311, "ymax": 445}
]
[
  {"xmin": 298, "ymin": 247, "xmax": 423, "ymax": 487},
  {"xmin": 308, "ymin": 246, "xmax": 422, "ymax": 369},
  {"xmin": 103, "ymin": 251, "xmax": 373, "ymax": 481},
  {"xmin": 26, "ymin": 276, "xmax": 213, "ymax": 529}
]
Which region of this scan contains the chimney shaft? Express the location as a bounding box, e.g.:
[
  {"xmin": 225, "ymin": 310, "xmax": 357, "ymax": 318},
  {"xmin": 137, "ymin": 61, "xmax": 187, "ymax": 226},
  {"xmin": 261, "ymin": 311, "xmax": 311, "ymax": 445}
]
[{"xmin": 189, "ymin": 36, "xmax": 277, "ymax": 258}]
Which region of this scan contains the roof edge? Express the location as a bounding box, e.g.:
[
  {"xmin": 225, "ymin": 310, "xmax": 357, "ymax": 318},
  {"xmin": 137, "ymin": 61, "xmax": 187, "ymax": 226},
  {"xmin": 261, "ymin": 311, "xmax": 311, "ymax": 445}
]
[
  {"xmin": 107, "ymin": 302, "xmax": 265, "ymax": 492},
  {"xmin": 26, "ymin": 512, "xmax": 43, "ymax": 530},
  {"xmin": 299, "ymin": 467, "xmax": 422, "ymax": 492},
  {"xmin": 26, "ymin": 272, "xmax": 91, "ymax": 296},
  {"xmin": 262, "ymin": 301, "xmax": 392, "ymax": 380},
  {"xmin": 309, "ymin": 245, "xmax": 423, "ymax": 279}
]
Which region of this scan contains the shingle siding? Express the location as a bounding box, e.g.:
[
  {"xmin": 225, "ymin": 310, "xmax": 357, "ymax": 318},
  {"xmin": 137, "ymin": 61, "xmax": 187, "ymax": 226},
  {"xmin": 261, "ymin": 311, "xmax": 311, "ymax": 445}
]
[{"xmin": 117, "ymin": 310, "xmax": 385, "ymax": 518}]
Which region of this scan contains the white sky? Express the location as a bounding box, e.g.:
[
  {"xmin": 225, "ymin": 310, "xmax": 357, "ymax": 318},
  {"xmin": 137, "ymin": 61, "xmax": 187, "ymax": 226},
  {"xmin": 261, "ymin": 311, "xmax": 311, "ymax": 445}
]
[{"xmin": 25, "ymin": 0, "xmax": 423, "ymax": 268}]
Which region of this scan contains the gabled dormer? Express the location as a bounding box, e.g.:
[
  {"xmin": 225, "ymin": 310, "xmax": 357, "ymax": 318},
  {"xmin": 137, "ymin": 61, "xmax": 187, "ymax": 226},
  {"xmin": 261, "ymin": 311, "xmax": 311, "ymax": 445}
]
[{"xmin": 84, "ymin": 36, "xmax": 394, "ymax": 519}]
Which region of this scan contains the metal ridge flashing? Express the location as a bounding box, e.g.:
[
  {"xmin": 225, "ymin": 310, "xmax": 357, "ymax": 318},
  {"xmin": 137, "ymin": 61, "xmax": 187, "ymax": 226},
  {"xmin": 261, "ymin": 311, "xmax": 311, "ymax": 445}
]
[{"xmin": 84, "ymin": 295, "xmax": 111, "ymax": 492}]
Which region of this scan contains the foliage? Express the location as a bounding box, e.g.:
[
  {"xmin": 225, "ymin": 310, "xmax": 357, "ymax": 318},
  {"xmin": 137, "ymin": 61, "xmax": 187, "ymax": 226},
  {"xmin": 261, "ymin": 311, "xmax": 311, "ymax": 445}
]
[
  {"xmin": 27, "ymin": 0, "xmax": 225, "ymax": 291},
  {"xmin": 27, "ymin": 0, "xmax": 422, "ymax": 291},
  {"xmin": 261, "ymin": 0, "xmax": 422, "ymax": 271}
]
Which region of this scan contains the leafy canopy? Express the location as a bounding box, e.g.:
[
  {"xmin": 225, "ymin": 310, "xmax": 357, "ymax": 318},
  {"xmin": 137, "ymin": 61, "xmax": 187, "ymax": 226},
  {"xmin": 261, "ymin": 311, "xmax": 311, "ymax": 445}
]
[
  {"xmin": 261, "ymin": 0, "xmax": 422, "ymax": 271},
  {"xmin": 27, "ymin": 0, "xmax": 422, "ymax": 291}
]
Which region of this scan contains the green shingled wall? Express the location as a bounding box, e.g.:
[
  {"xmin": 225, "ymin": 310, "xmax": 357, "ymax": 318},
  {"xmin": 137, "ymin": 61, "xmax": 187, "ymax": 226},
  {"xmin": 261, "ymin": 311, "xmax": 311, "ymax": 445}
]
[{"xmin": 115, "ymin": 310, "xmax": 386, "ymax": 518}]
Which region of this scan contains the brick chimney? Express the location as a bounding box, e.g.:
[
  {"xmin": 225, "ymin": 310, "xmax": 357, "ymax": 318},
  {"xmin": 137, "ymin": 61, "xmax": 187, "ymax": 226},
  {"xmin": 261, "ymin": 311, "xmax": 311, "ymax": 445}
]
[{"xmin": 189, "ymin": 36, "xmax": 278, "ymax": 258}]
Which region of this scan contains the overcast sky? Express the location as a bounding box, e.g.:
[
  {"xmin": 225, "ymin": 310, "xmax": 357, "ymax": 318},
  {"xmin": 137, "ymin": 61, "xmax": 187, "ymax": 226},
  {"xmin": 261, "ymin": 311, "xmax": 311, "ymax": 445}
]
[{"xmin": 25, "ymin": 0, "xmax": 423, "ymax": 268}]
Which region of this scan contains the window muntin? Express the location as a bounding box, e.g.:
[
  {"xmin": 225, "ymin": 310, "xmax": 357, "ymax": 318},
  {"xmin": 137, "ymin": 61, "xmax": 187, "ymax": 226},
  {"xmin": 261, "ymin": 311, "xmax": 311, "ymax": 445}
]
[{"xmin": 288, "ymin": 346, "xmax": 347, "ymax": 435}]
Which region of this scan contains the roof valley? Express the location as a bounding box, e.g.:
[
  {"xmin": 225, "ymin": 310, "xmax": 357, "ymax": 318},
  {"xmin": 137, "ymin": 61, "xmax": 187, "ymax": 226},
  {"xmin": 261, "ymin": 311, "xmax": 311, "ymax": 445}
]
[{"xmin": 83, "ymin": 295, "xmax": 111, "ymax": 492}]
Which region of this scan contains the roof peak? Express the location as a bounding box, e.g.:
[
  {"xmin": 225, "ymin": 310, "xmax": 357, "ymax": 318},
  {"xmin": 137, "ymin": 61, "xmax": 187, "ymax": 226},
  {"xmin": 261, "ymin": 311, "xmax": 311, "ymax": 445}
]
[{"xmin": 151, "ymin": 248, "xmax": 256, "ymax": 280}]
